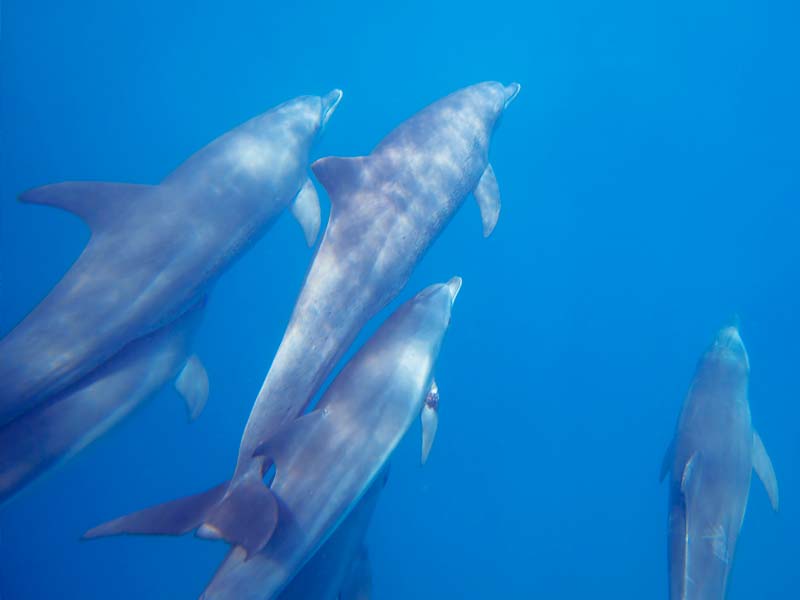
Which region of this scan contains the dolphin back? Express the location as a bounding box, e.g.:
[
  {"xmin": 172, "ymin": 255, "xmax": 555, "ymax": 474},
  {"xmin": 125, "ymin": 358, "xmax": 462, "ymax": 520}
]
[{"xmin": 0, "ymin": 182, "xmax": 164, "ymax": 424}]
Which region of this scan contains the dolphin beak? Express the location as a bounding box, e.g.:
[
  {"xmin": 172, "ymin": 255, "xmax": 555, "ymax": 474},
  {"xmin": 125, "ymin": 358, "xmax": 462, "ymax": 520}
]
[
  {"xmin": 715, "ymin": 324, "xmax": 750, "ymax": 371},
  {"xmin": 719, "ymin": 325, "xmax": 743, "ymax": 347},
  {"xmin": 446, "ymin": 276, "xmax": 462, "ymax": 304},
  {"xmin": 503, "ymin": 82, "xmax": 521, "ymax": 109},
  {"xmin": 320, "ymin": 89, "xmax": 343, "ymax": 128}
]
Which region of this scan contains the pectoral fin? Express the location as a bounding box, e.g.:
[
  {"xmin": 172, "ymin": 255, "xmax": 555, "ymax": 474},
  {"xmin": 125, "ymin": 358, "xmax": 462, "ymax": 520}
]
[
  {"xmin": 420, "ymin": 380, "xmax": 439, "ymax": 465},
  {"xmin": 291, "ymin": 177, "xmax": 322, "ymax": 246},
  {"xmin": 175, "ymin": 355, "xmax": 209, "ymax": 422},
  {"xmin": 752, "ymin": 430, "xmax": 779, "ymax": 511},
  {"xmin": 474, "ymin": 164, "xmax": 501, "ymax": 237}
]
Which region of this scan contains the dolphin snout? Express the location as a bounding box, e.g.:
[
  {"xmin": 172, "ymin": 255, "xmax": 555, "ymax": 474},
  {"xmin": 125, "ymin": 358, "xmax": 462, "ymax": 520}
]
[
  {"xmin": 714, "ymin": 324, "xmax": 750, "ymax": 370},
  {"xmin": 446, "ymin": 276, "xmax": 462, "ymax": 304},
  {"xmin": 717, "ymin": 325, "xmax": 743, "ymax": 348},
  {"xmin": 503, "ymin": 82, "xmax": 521, "ymax": 109},
  {"xmin": 320, "ymin": 89, "xmax": 343, "ymax": 128}
]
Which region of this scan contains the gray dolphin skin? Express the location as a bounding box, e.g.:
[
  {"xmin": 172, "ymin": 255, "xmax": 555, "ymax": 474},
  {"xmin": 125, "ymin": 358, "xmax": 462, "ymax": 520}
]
[
  {"xmin": 660, "ymin": 325, "xmax": 779, "ymax": 600},
  {"xmin": 0, "ymin": 299, "xmax": 206, "ymax": 505},
  {"xmin": 83, "ymin": 81, "xmax": 517, "ymax": 557},
  {"xmin": 86, "ymin": 277, "xmax": 460, "ymax": 600},
  {"xmin": 0, "ymin": 90, "xmax": 342, "ymax": 425},
  {"xmin": 232, "ymin": 80, "xmax": 519, "ymax": 486}
]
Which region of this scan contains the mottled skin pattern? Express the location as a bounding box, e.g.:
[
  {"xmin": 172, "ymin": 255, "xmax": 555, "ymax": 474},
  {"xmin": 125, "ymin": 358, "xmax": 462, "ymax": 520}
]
[
  {"xmin": 233, "ymin": 82, "xmax": 519, "ymax": 485},
  {"xmin": 201, "ymin": 279, "xmax": 458, "ymax": 599},
  {"xmin": 0, "ymin": 300, "xmax": 205, "ymax": 505},
  {"xmin": 0, "ymin": 91, "xmax": 341, "ymax": 424},
  {"xmin": 664, "ymin": 327, "xmax": 772, "ymax": 599}
]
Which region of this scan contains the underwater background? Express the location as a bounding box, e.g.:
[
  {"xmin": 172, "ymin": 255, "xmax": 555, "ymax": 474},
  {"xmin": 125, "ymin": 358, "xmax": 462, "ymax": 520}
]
[{"xmin": 1, "ymin": 0, "xmax": 799, "ymax": 597}]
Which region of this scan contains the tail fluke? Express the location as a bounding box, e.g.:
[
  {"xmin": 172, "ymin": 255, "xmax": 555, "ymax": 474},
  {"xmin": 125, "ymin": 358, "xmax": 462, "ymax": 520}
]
[
  {"xmin": 84, "ymin": 475, "xmax": 279, "ymax": 560},
  {"xmin": 200, "ymin": 474, "xmax": 279, "ymax": 558},
  {"xmin": 84, "ymin": 482, "xmax": 227, "ymax": 539}
]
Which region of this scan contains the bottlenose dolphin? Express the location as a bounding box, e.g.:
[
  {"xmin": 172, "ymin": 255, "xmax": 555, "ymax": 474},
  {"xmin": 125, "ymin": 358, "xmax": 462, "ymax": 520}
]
[
  {"xmin": 143, "ymin": 81, "xmax": 516, "ymax": 554},
  {"xmin": 0, "ymin": 90, "xmax": 342, "ymax": 425},
  {"xmin": 278, "ymin": 470, "xmax": 384, "ymax": 600},
  {"xmin": 0, "ymin": 299, "xmax": 206, "ymax": 505},
  {"xmin": 660, "ymin": 324, "xmax": 779, "ymax": 600},
  {"xmin": 86, "ymin": 277, "xmax": 460, "ymax": 599}
]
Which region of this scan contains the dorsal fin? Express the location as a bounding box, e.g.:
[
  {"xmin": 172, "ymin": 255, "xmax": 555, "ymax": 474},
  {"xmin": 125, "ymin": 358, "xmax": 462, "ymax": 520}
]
[
  {"xmin": 311, "ymin": 156, "xmax": 368, "ymax": 210},
  {"xmin": 19, "ymin": 181, "xmax": 156, "ymax": 232}
]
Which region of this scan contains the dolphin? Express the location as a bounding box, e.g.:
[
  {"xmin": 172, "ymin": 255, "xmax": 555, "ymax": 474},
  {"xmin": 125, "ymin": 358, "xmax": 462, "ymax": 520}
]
[
  {"xmin": 0, "ymin": 298, "xmax": 206, "ymax": 505},
  {"xmin": 278, "ymin": 469, "xmax": 384, "ymax": 600},
  {"xmin": 0, "ymin": 90, "xmax": 343, "ymax": 425},
  {"xmin": 337, "ymin": 546, "xmax": 373, "ymax": 600},
  {"xmin": 85, "ymin": 277, "xmax": 461, "ymax": 599},
  {"xmin": 660, "ymin": 324, "xmax": 779, "ymax": 600},
  {"xmin": 171, "ymin": 81, "xmax": 517, "ymax": 552}
]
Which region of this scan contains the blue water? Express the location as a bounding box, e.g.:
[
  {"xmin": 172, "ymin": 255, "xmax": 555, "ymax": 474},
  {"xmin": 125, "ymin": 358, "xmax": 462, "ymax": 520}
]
[{"xmin": 1, "ymin": 0, "xmax": 799, "ymax": 598}]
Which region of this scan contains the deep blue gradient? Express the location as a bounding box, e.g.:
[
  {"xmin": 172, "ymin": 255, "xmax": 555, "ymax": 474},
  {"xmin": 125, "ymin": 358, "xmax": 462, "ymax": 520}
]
[{"xmin": 1, "ymin": 1, "xmax": 799, "ymax": 598}]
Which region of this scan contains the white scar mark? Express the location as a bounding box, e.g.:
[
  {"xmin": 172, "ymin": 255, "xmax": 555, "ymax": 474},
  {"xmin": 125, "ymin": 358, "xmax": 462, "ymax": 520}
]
[{"xmin": 702, "ymin": 524, "xmax": 728, "ymax": 563}]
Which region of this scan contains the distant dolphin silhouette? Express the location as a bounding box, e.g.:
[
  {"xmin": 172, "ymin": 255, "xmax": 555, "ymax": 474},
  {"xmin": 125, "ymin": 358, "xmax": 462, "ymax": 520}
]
[
  {"xmin": 660, "ymin": 324, "xmax": 779, "ymax": 599},
  {"xmin": 86, "ymin": 277, "xmax": 460, "ymax": 600},
  {"xmin": 278, "ymin": 469, "xmax": 385, "ymax": 600},
  {"xmin": 0, "ymin": 90, "xmax": 342, "ymax": 426}
]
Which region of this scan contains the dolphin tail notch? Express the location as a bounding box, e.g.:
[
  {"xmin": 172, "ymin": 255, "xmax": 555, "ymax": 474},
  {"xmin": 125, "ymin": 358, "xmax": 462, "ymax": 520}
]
[
  {"xmin": 84, "ymin": 477, "xmax": 280, "ymax": 559},
  {"xmin": 19, "ymin": 181, "xmax": 157, "ymax": 232}
]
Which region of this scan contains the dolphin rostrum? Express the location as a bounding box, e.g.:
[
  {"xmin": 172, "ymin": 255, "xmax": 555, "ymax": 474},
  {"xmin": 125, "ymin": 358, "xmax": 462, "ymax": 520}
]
[
  {"xmin": 182, "ymin": 81, "xmax": 517, "ymax": 550},
  {"xmin": 0, "ymin": 298, "xmax": 206, "ymax": 505},
  {"xmin": 660, "ymin": 324, "xmax": 779, "ymax": 599},
  {"xmin": 0, "ymin": 90, "xmax": 342, "ymax": 425},
  {"xmin": 86, "ymin": 277, "xmax": 460, "ymax": 599}
]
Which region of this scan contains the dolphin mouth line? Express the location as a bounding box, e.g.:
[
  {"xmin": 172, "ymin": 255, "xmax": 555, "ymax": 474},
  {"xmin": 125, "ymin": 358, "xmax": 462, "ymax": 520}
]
[
  {"xmin": 503, "ymin": 82, "xmax": 521, "ymax": 109},
  {"xmin": 321, "ymin": 89, "xmax": 344, "ymax": 128},
  {"xmin": 446, "ymin": 276, "xmax": 462, "ymax": 303}
]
